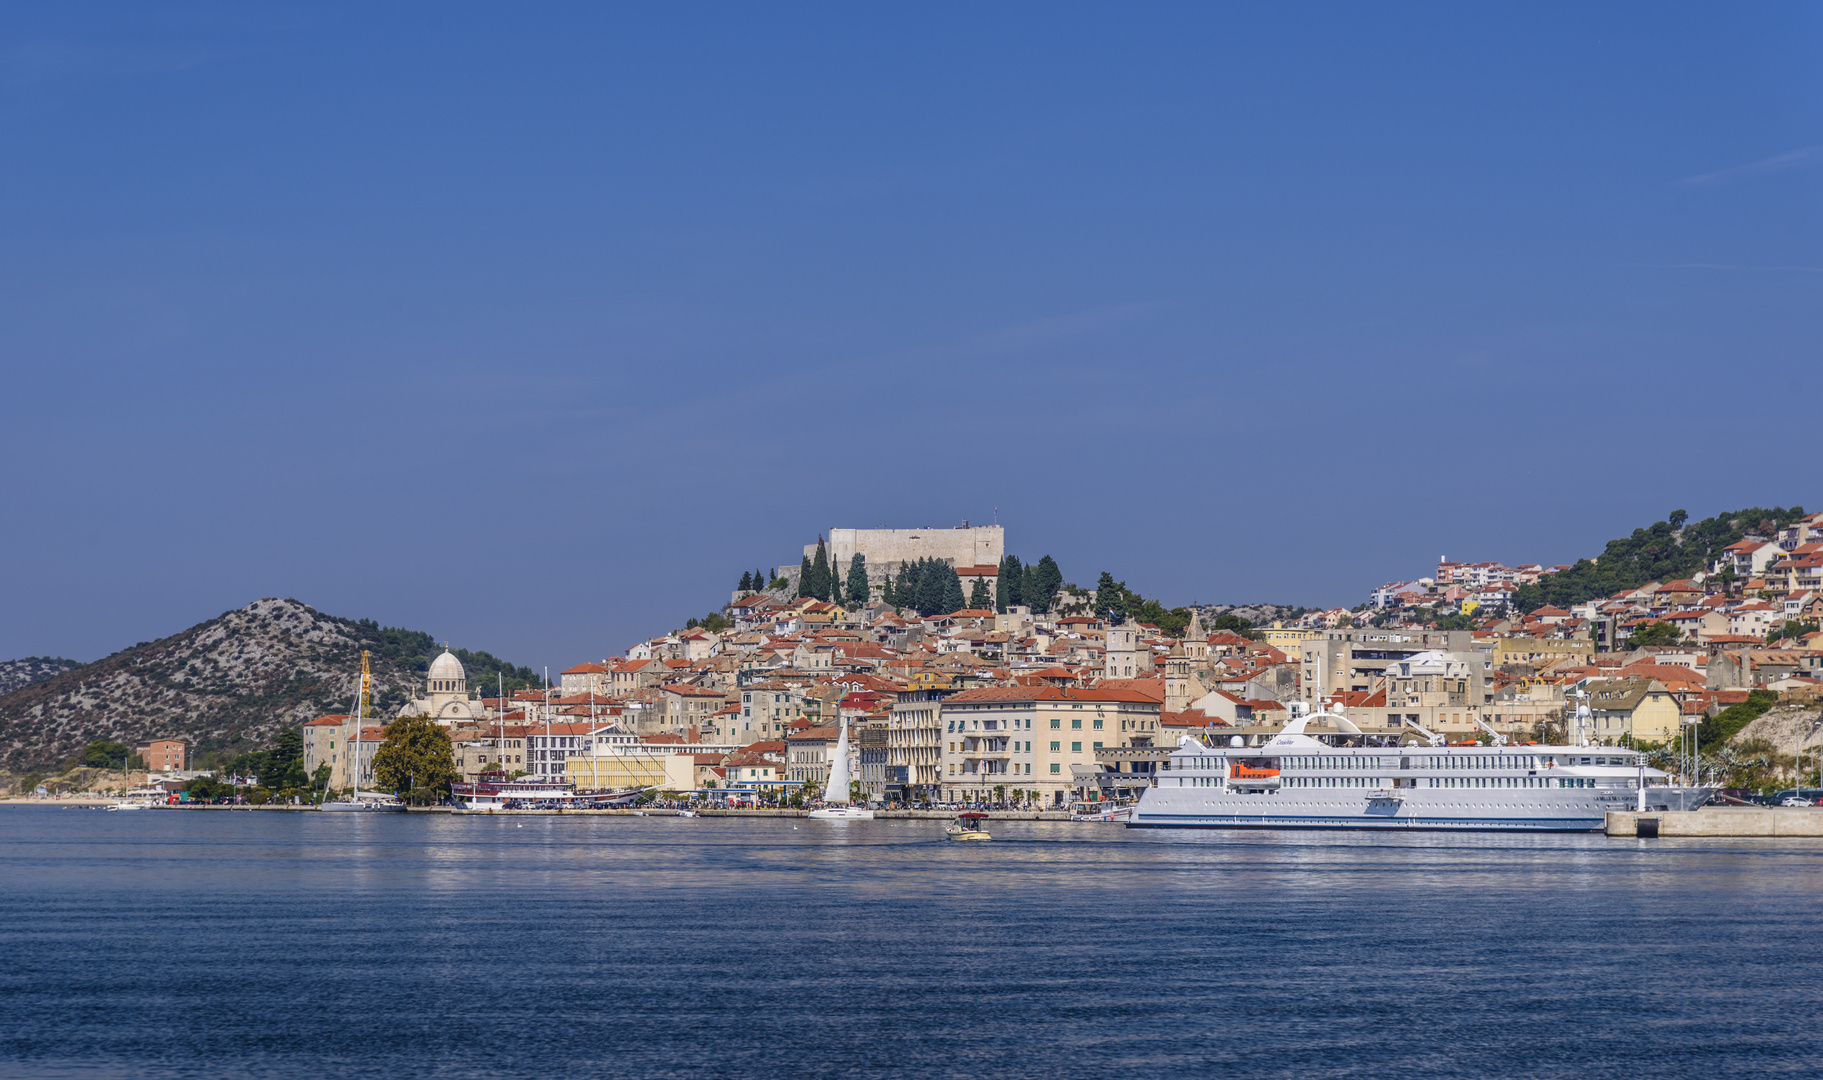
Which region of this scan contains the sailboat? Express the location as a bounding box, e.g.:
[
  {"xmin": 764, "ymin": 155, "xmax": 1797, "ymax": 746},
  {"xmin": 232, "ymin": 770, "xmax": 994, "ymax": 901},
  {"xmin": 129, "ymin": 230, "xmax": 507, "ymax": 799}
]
[
  {"xmin": 320, "ymin": 650, "xmax": 407, "ymax": 813},
  {"xmin": 807, "ymin": 716, "xmax": 874, "ymax": 820}
]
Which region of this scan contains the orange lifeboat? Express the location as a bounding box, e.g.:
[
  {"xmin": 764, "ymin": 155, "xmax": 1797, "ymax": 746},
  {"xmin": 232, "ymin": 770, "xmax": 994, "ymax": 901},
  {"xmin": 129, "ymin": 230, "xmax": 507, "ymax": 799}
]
[{"xmin": 1230, "ymin": 764, "xmax": 1281, "ymax": 779}]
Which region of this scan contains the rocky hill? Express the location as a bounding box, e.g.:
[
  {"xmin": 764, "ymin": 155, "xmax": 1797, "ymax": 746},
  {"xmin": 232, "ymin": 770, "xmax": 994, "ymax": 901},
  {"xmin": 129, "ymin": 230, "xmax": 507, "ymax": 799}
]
[
  {"xmin": 0, "ymin": 598, "xmax": 535, "ymax": 773},
  {"xmin": 0, "ymin": 657, "xmax": 82, "ymax": 697}
]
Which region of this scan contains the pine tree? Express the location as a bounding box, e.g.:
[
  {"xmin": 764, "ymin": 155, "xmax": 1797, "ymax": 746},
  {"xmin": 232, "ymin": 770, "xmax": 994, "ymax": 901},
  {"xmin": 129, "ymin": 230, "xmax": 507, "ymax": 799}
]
[
  {"xmin": 847, "ymin": 554, "xmax": 870, "ymax": 606},
  {"xmin": 797, "ymin": 555, "xmax": 813, "ymax": 598},
  {"xmin": 998, "ymin": 555, "xmax": 1023, "ymax": 612},
  {"xmin": 941, "ymin": 565, "xmax": 966, "ymax": 614},
  {"xmin": 738, "ymin": 570, "xmax": 753, "ymax": 593},
  {"xmin": 810, "ymin": 536, "xmax": 832, "ymax": 602},
  {"xmin": 968, "ymin": 576, "xmax": 991, "ymax": 610}
]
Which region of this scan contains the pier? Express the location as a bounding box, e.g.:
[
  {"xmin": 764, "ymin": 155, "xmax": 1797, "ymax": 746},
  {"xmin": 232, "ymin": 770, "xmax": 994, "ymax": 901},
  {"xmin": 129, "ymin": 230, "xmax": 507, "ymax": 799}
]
[{"xmin": 1607, "ymin": 808, "xmax": 1823, "ymax": 838}]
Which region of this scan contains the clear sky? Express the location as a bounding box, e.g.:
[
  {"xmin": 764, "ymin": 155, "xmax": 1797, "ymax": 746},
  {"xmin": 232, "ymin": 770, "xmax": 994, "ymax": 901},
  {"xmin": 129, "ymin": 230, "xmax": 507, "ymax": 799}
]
[{"xmin": 4, "ymin": 3, "xmax": 1819, "ymax": 667}]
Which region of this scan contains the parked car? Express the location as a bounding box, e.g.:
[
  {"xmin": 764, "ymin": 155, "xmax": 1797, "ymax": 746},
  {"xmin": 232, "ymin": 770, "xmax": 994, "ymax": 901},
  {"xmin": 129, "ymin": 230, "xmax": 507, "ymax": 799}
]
[{"xmin": 1772, "ymin": 788, "xmax": 1823, "ymax": 806}]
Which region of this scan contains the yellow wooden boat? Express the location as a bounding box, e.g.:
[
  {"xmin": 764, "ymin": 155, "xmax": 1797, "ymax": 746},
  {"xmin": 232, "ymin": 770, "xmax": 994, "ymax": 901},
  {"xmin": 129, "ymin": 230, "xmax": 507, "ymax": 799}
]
[{"xmin": 945, "ymin": 812, "xmax": 992, "ymax": 841}]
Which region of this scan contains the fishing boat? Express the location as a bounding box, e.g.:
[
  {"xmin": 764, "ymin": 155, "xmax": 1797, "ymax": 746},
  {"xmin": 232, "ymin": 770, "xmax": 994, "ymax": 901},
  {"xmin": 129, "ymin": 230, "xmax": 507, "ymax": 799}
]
[
  {"xmin": 1129, "ymin": 699, "xmax": 1710, "ymax": 832},
  {"xmin": 945, "ymin": 812, "xmax": 992, "ymax": 841},
  {"xmin": 808, "ymin": 716, "xmax": 875, "ymax": 820}
]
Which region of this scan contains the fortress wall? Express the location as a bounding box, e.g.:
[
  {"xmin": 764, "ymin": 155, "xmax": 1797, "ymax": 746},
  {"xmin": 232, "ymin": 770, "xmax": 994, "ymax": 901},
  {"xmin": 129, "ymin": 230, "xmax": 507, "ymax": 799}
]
[{"xmin": 805, "ymin": 526, "xmax": 1005, "ymax": 573}]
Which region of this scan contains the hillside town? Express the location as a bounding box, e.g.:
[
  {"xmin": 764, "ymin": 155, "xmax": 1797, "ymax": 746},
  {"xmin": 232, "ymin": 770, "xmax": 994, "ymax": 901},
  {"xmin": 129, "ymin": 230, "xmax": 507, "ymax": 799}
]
[{"xmin": 282, "ymin": 514, "xmax": 1823, "ymax": 809}]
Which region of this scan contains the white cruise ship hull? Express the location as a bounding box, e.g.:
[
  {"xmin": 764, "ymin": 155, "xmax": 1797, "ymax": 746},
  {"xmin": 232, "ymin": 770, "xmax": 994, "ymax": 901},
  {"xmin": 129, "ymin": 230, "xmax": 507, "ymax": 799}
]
[
  {"xmin": 1129, "ymin": 788, "xmax": 1624, "ymax": 831},
  {"xmin": 1132, "ymin": 712, "xmax": 1696, "ymax": 833}
]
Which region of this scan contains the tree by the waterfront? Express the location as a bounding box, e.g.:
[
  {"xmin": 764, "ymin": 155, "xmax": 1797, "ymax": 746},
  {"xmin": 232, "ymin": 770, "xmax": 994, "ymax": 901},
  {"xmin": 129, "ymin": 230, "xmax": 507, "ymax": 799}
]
[{"xmin": 372, "ymin": 714, "xmax": 459, "ymax": 805}]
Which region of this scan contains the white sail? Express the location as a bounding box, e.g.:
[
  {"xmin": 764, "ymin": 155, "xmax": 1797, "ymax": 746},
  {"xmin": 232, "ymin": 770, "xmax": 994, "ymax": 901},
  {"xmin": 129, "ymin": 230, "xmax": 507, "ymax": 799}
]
[{"xmin": 825, "ymin": 717, "xmax": 851, "ymax": 804}]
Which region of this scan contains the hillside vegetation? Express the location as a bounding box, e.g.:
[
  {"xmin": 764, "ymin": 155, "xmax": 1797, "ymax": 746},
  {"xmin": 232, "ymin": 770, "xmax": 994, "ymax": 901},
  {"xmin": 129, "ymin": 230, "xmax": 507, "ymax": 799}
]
[
  {"xmin": 0, "ymin": 657, "xmax": 82, "ymax": 697},
  {"xmin": 1512, "ymin": 505, "xmax": 1807, "ymax": 612},
  {"xmin": 0, "ymin": 599, "xmax": 537, "ymax": 773}
]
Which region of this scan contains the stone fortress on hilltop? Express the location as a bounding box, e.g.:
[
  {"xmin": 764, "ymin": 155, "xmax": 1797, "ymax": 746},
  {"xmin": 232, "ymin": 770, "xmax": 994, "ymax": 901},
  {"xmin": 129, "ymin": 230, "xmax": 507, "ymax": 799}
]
[{"xmin": 785, "ymin": 524, "xmax": 1004, "ymax": 599}]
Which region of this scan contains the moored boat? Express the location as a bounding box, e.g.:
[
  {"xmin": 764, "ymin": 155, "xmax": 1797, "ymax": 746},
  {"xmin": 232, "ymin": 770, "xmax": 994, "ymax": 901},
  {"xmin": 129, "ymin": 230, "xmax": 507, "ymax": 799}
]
[
  {"xmin": 451, "ymin": 773, "xmax": 641, "ymax": 810},
  {"xmin": 807, "ymin": 716, "xmax": 875, "ymax": 820},
  {"xmin": 1130, "ymin": 703, "xmax": 1709, "ymax": 833}
]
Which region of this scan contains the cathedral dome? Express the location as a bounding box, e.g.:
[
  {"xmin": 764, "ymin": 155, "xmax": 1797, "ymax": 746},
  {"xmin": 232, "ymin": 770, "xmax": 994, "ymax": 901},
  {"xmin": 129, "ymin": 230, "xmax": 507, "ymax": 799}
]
[{"xmin": 428, "ymin": 649, "xmax": 466, "ymax": 682}]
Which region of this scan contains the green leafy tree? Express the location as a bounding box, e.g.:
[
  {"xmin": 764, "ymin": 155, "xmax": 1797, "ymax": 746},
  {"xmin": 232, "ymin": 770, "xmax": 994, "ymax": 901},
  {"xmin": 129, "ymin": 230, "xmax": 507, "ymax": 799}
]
[
  {"xmin": 1768, "ymin": 620, "xmax": 1819, "ymax": 644},
  {"xmin": 998, "ymin": 555, "xmax": 1024, "ymax": 612},
  {"xmin": 83, "ymin": 740, "xmax": 133, "ymax": 769},
  {"xmin": 182, "ymin": 775, "xmax": 233, "ymax": 800},
  {"xmin": 1629, "ymin": 621, "xmax": 1682, "ymax": 648},
  {"xmin": 1511, "ymin": 505, "xmax": 1807, "ymax": 612},
  {"xmin": 847, "ymin": 554, "xmax": 870, "ymax": 606},
  {"xmin": 372, "ymin": 714, "xmax": 460, "ymax": 805}
]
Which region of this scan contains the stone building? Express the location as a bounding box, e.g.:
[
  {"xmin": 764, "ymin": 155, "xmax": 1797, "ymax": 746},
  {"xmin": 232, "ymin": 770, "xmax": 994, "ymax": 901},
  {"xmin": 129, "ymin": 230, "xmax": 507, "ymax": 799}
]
[{"xmin": 397, "ymin": 649, "xmax": 488, "ymax": 725}]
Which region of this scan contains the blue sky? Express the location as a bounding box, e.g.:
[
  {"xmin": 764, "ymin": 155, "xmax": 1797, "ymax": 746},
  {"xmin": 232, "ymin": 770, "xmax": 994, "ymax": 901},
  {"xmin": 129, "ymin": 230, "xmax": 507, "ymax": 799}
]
[{"xmin": 3, "ymin": 3, "xmax": 1819, "ymax": 667}]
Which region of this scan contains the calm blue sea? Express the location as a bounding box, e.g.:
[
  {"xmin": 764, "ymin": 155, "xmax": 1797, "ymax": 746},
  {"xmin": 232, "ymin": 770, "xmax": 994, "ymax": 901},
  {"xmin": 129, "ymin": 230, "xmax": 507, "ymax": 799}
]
[{"xmin": 2, "ymin": 807, "xmax": 1821, "ymax": 1079}]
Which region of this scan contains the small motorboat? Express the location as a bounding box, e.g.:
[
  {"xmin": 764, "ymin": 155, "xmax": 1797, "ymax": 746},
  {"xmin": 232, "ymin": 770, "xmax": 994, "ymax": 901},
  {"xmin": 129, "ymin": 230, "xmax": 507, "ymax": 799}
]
[
  {"xmin": 808, "ymin": 804, "xmax": 874, "ymax": 820},
  {"xmin": 945, "ymin": 812, "xmax": 992, "ymax": 841},
  {"xmin": 676, "ymin": 808, "xmax": 698, "ymax": 818}
]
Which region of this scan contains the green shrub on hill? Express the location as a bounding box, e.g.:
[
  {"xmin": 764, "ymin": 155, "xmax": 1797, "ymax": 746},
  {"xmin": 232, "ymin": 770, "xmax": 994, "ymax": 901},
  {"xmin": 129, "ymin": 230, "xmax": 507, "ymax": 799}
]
[{"xmin": 1511, "ymin": 506, "xmax": 1807, "ymax": 612}]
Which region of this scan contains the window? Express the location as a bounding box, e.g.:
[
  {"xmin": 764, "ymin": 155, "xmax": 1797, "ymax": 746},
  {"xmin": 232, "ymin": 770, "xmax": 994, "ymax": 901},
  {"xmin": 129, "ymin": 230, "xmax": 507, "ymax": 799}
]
[
  {"xmin": 1093, "ymin": 742, "xmax": 1103, "ymax": 749},
  {"xmin": 1071, "ymin": 742, "xmax": 1082, "ymax": 752},
  {"xmin": 1072, "ymin": 719, "xmax": 1082, "ymax": 730},
  {"xmin": 1050, "ymin": 719, "xmax": 1061, "ymax": 729},
  {"xmin": 1050, "ymin": 741, "xmax": 1060, "ymax": 751},
  {"xmin": 1050, "ymin": 763, "xmax": 1061, "ymax": 774},
  {"xmin": 1093, "ymin": 719, "xmax": 1103, "ymax": 730}
]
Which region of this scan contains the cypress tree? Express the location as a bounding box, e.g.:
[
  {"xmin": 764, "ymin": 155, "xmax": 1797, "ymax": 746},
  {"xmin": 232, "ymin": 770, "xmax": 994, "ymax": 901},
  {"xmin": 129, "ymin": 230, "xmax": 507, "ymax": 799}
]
[
  {"xmin": 998, "ymin": 555, "xmax": 1023, "ymax": 612},
  {"xmin": 810, "ymin": 536, "xmax": 832, "ymax": 602},
  {"xmin": 847, "ymin": 554, "xmax": 870, "ymax": 606},
  {"xmin": 941, "ymin": 565, "xmax": 966, "ymax": 614},
  {"xmin": 757, "ymin": 568, "xmax": 769, "ymax": 590},
  {"xmin": 1026, "ymin": 555, "xmax": 1062, "ymax": 614},
  {"xmin": 739, "ymin": 570, "xmax": 753, "ymax": 593},
  {"xmin": 798, "ymin": 555, "xmax": 813, "ymax": 598},
  {"xmin": 896, "ymin": 561, "xmax": 918, "ymax": 611},
  {"xmin": 882, "ymin": 567, "xmax": 896, "ymax": 607},
  {"xmin": 1094, "ymin": 571, "xmax": 1120, "ymax": 620},
  {"xmin": 968, "ymin": 576, "xmax": 991, "ymax": 610}
]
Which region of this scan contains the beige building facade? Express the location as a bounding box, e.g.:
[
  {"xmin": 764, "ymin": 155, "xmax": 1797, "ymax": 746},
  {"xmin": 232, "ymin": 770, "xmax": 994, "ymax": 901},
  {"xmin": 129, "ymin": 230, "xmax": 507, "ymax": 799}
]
[{"xmin": 938, "ymin": 686, "xmax": 1162, "ymax": 806}]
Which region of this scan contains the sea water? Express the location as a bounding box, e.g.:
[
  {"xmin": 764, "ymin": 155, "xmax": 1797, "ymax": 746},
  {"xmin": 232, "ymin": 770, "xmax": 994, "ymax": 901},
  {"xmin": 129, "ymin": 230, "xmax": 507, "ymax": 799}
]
[{"xmin": 2, "ymin": 806, "xmax": 1821, "ymax": 1079}]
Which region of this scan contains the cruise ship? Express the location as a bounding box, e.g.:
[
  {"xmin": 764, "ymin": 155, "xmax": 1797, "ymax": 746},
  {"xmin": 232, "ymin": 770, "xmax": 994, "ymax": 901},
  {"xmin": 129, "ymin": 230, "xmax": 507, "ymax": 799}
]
[{"xmin": 1129, "ymin": 708, "xmax": 1705, "ymax": 832}]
